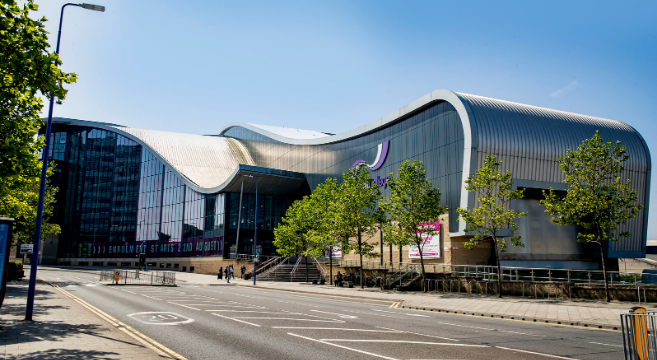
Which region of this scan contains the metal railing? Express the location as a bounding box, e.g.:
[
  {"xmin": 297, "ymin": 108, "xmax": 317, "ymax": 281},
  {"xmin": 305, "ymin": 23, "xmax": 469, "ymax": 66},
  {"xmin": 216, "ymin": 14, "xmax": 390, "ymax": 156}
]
[
  {"xmin": 244, "ymin": 256, "xmax": 284, "ymax": 278},
  {"xmin": 99, "ymin": 270, "xmax": 175, "ymax": 286},
  {"xmin": 335, "ymin": 260, "xmax": 645, "ymax": 287},
  {"xmin": 621, "ymin": 308, "xmax": 657, "ymax": 359},
  {"xmin": 313, "ymin": 257, "xmax": 329, "ymax": 279}
]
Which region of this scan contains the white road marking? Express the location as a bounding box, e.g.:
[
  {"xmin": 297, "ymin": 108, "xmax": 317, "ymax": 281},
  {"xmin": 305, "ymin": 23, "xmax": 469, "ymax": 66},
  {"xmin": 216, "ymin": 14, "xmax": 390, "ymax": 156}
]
[
  {"xmin": 127, "ymin": 312, "xmax": 194, "ymax": 325},
  {"xmin": 323, "ymin": 339, "xmax": 487, "ymax": 347},
  {"xmin": 234, "ymin": 317, "xmax": 344, "ymax": 322},
  {"xmin": 212, "ymin": 313, "xmax": 261, "ymax": 327},
  {"xmin": 310, "ymin": 310, "xmax": 358, "ymax": 319},
  {"xmin": 589, "ymin": 342, "xmax": 622, "ymax": 348},
  {"xmin": 287, "ymin": 333, "xmax": 399, "ymax": 360},
  {"xmin": 405, "ymin": 313, "xmax": 430, "ymax": 317},
  {"xmin": 495, "ymin": 346, "xmax": 580, "ymax": 359},
  {"xmin": 376, "ymin": 327, "xmax": 460, "ymax": 342},
  {"xmin": 273, "ymin": 327, "xmax": 402, "ymax": 332}
]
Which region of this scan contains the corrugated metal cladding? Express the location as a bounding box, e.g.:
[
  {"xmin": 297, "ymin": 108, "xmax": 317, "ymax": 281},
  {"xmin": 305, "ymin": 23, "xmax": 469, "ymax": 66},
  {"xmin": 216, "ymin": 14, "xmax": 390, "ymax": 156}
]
[
  {"xmin": 222, "ymin": 101, "xmax": 466, "ymax": 231},
  {"xmin": 456, "ymin": 93, "xmax": 650, "ymax": 255}
]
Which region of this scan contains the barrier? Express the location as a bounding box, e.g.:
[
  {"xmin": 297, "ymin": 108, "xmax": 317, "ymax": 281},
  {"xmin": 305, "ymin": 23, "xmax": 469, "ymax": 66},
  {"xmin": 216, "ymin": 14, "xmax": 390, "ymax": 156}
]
[
  {"xmin": 621, "ymin": 307, "xmax": 657, "ymax": 359},
  {"xmin": 100, "ymin": 270, "xmax": 175, "ymax": 286}
]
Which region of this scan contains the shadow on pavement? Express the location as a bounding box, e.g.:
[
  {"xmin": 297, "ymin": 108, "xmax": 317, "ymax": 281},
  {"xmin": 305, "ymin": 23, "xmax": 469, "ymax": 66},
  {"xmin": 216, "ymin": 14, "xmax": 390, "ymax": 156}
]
[{"xmin": 5, "ymin": 348, "xmax": 122, "ymax": 359}]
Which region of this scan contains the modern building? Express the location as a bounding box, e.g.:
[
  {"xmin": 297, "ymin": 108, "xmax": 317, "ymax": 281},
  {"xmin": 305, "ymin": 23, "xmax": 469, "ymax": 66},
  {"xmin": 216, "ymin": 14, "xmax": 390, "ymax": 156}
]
[{"xmin": 41, "ymin": 89, "xmax": 650, "ymax": 272}]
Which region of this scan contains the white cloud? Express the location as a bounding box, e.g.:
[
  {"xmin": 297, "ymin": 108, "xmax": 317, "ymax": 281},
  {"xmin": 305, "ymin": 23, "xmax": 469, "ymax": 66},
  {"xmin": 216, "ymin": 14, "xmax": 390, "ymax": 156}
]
[{"xmin": 550, "ymin": 80, "xmax": 579, "ymax": 97}]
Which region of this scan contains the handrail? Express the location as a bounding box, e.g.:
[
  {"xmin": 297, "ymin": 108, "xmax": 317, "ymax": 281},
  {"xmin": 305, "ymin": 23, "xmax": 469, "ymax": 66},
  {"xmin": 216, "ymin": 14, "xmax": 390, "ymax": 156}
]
[
  {"xmin": 313, "ymin": 257, "xmax": 329, "ymax": 279},
  {"xmin": 291, "ymin": 257, "xmax": 302, "ymax": 274},
  {"xmin": 259, "ymin": 257, "xmax": 290, "ymax": 278}
]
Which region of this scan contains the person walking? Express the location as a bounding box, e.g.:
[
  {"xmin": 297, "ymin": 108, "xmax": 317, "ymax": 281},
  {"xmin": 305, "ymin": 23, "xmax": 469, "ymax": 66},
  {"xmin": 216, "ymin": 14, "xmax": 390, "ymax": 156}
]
[
  {"xmin": 225, "ymin": 266, "xmax": 230, "ymax": 283},
  {"xmin": 229, "ymin": 265, "xmax": 235, "ymax": 280},
  {"xmin": 218, "ymin": 266, "xmax": 223, "ymax": 280},
  {"xmin": 241, "ymin": 265, "xmax": 246, "ymax": 279}
]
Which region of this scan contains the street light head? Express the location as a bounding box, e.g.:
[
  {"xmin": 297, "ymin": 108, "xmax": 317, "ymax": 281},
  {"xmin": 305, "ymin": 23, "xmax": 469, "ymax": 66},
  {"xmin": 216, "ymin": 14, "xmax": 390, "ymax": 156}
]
[{"xmin": 80, "ymin": 3, "xmax": 105, "ymax": 12}]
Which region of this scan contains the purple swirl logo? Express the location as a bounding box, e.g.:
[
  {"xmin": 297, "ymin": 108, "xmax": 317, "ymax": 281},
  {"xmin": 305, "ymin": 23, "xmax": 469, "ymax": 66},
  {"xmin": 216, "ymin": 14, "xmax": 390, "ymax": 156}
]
[{"xmin": 351, "ymin": 141, "xmax": 390, "ymax": 171}]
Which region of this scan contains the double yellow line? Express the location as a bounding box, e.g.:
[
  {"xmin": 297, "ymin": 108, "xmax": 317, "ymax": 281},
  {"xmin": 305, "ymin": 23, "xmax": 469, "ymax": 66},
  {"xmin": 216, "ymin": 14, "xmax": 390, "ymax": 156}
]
[{"xmin": 38, "ymin": 277, "xmax": 187, "ymax": 360}]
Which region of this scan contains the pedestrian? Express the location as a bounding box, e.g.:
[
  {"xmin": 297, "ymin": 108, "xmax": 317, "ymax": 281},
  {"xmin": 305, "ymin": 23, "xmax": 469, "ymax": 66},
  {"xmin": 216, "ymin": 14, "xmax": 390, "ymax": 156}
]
[
  {"xmin": 241, "ymin": 265, "xmax": 246, "ymax": 279},
  {"xmin": 218, "ymin": 266, "xmax": 223, "ymax": 280},
  {"xmin": 336, "ymin": 271, "xmax": 342, "ymax": 287},
  {"xmin": 229, "ymin": 265, "xmax": 235, "ymax": 280},
  {"xmin": 225, "ymin": 266, "xmax": 230, "ymax": 283}
]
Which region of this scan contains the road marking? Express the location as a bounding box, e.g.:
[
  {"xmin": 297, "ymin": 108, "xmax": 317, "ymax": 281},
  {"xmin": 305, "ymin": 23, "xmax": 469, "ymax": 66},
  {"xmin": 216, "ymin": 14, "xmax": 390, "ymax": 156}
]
[
  {"xmin": 405, "ymin": 313, "xmax": 430, "ymax": 317},
  {"xmin": 234, "ymin": 317, "xmax": 344, "ymax": 322},
  {"xmin": 376, "ymin": 327, "xmax": 460, "ymax": 342},
  {"xmin": 287, "ymin": 333, "xmax": 399, "ymax": 360},
  {"xmin": 322, "ymin": 339, "xmax": 487, "ymax": 347},
  {"xmin": 38, "ymin": 277, "xmax": 187, "ymax": 360},
  {"xmin": 273, "ymin": 327, "xmax": 402, "ymax": 332},
  {"xmin": 310, "ymin": 310, "xmax": 358, "ymax": 319},
  {"xmin": 589, "ymin": 341, "xmax": 622, "ymax": 348},
  {"xmin": 495, "ymin": 346, "xmax": 580, "ymax": 359},
  {"xmin": 211, "ymin": 312, "xmax": 261, "ymax": 327},
  {"xmin": 128, "ymin": 312, "xmax": 195, "ymax": 326}
]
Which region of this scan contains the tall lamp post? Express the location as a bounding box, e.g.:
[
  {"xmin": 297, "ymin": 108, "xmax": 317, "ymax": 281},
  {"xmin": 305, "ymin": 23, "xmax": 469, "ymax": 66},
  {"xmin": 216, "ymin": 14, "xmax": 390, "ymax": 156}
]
[
  {"xmin": 244, "ymin": 175, "xmax": 258, "ymax": 285},
  {"xmin": 25, "ymin": 3, "xmax": 105, "ymax": 321}
]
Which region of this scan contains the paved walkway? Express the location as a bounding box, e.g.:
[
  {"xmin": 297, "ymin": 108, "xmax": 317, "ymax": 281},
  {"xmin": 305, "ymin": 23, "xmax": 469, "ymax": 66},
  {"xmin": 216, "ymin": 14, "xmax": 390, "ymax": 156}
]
[
  {"xmin": 176, "ymin": 271, "xmax": 649, "ymax": 330},
  {"xmin": 0, "ymin": 278, "xmax": 166, "ymax": 360}
]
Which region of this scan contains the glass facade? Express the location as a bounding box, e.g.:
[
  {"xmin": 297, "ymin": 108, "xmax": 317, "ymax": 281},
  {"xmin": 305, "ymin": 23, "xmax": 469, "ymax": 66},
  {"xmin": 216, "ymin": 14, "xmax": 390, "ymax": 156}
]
[{"xmin": 46, "ymin": 124, "xmax": 285, "ymax": 260}]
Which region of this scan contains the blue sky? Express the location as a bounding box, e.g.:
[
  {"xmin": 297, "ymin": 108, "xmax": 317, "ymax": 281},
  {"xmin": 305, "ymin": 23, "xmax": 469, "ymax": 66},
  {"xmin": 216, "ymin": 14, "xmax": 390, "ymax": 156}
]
[{"xmin": 34, "ymin": 1, "xmax": 657, "ymax": 236}]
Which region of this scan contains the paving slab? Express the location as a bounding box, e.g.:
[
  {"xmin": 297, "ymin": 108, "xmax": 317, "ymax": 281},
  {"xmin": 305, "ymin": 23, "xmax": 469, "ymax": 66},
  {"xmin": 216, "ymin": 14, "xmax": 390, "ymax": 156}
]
[{"xmin": 0, "ymin": 278, "xmax": 165, "ymax": 360}]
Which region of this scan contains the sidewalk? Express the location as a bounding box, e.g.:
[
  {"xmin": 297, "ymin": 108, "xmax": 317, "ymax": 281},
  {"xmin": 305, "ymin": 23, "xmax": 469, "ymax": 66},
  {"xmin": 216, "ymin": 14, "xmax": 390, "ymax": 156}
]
[
  {"xmin": 176, "ymin": 271, "xmax": 648, "ymax": 331},
  {"xmin": 0, "ymin": 278, "xmax": 166, "ymax": 360}
]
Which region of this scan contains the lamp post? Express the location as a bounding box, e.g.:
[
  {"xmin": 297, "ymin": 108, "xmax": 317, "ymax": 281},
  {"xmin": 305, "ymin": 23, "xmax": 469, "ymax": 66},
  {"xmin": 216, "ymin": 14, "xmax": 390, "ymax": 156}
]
[
  {"xmin": 25, "ymin": 3, "xmax": 105, "ymax": 322},
  {"xmin": 244, "ymin": 175, "xmax": 258, "ymax": 285}
]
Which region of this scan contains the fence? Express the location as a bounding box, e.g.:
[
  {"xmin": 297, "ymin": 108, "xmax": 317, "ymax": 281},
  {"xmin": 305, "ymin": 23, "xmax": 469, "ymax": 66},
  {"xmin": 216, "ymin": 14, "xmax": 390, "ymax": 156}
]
[
  {"xmin": 100, "ymin": 270, "xmax": 176, "ymax": 286},
  {"xmin": 621, "ymin": 307, "xmax": 657, "ymax": 359},
  {"xmin": 332, "ymin": 260, "xmax": 645, "ymax": 287}
]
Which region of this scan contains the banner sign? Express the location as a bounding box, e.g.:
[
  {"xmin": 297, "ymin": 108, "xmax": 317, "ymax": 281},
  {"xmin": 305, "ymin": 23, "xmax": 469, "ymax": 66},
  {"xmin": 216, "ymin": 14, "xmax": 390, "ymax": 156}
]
[
  {"xmin": 20, "ymin": 244, "xmax": 33, "ymax": 253},
  {"xmin": 325, "ymin": 245, "xmax": 342, "ymax": 258},
  {"xmin": 408, "ymin": 221, "xmax": 441, "ymax": 259}
]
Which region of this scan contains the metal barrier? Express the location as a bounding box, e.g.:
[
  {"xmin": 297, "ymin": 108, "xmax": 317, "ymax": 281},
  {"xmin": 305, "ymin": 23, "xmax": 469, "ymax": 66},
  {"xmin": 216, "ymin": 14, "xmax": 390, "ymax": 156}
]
[
  {"xmin": 621, "ymin": 307, "xmax": 657, "ymax": 359},
  {"xmin": 100, "ymin": 270, "xmax": 175, "ymax": 286}
]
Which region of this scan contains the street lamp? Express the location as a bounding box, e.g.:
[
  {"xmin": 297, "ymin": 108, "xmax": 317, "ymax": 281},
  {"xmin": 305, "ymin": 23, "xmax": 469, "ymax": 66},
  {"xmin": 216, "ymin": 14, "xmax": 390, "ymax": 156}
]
[
  {"xmin": 244, "ymin": 175, "xmax": 258, "ymax": 285},
  {"xmin": 25, "ymin": 2, "xmax": 105, "ymax": 322}
]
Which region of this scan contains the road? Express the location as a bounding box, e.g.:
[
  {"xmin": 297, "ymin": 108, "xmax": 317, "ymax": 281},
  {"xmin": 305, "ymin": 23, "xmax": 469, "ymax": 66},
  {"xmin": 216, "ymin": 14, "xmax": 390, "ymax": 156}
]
[{"xmin": 37, "ymin": 268, "xmax": 624, "ymax": 360}]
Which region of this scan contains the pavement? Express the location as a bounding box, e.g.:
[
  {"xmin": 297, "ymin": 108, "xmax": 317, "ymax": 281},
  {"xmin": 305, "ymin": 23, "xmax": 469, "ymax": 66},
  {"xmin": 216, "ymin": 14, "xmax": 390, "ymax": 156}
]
[
  {"xmin": 0, "ymin": 277, "xmax": 173, "ymax": 359},
  {"xmin": 174, "ymin": 271, "xmax": 642, "ymax": 330}
]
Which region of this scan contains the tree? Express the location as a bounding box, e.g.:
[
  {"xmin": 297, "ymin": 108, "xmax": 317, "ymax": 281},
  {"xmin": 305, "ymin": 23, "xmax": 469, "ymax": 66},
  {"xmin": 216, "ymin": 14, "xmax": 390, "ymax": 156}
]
[
  {"xmin": 456, "ymin": 155, "xmax": 526, "ymax": 297},
  {"xmin": 0, "ymin": 1, "xmax": 76, "ymax": 236},
  {"xmin": 273, "ymin": 195, "xmax": 317, "ymax": 282},
  {"xmin": 6, "ymin": 164, "xmax": 60, "ymax": 247},
  {"xmin": 541, "ymin": 131, "xmax": 643, "ymax": 302},
  {"xmin": 335, "ymin": 165, "xmax": 382, "ymax": 288},
  {"xmin": 304, "ymin": 177, "xmax": 350, "ymax": 285},
  {"xmin": 382, "ymin": 160, "xmax": 447, "ymax": 291}
]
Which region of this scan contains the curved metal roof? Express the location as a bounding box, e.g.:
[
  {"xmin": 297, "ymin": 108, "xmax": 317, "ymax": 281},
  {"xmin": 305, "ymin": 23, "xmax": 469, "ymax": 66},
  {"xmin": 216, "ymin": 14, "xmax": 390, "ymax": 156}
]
[{"xmin": 52, "ymin": 118, "xmax": 257, "ymax": 192}]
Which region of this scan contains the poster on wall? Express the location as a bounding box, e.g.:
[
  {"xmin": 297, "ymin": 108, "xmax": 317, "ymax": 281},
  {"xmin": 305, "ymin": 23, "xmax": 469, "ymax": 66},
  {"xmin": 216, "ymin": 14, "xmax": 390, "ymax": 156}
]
[{"xmin": 408, "ymin": 221, "xmax": 441, "ymax": 259}]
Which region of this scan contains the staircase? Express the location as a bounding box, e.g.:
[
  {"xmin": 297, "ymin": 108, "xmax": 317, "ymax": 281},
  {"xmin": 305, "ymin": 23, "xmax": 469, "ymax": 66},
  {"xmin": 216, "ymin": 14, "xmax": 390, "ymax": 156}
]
[{"xmin": 258, "ymin": 262, "xmax": 323, "ymax": 282}]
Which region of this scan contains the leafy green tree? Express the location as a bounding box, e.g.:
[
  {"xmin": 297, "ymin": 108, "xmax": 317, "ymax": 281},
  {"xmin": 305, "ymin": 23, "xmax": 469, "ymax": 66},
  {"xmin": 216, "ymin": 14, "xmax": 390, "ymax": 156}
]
[
  {"xmin": 382, "ymin": 160, "xmax": 447, "ymax": 291},
  {"xmin": 456, "ymin": 155, "xmax": 526, "ymax": 297},
  {"xmin": 336, "ymin": 166, "xmax": 383, "ymax": 288},
  {"xmin": 0, "ymin": 1, "xmax": 76, "ymax": 236},
  {"xmin": 305, "ymin": 177, "xmax": 351, "ymax": 285},
  {"xmin": 541, "ymin": 131, "xmax": 643, "ymax": 302},
  {"xmin": 274, "ymin": 195, "xmax": 317, "ymax": 282},
  {"xmin": 7, "ymin": 164, "xmax": 60, "ymax": 247}
]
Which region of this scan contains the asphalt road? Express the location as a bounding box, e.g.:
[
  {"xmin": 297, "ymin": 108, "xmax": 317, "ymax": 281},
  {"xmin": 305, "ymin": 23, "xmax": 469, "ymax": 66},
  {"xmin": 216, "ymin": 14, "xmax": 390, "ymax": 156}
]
[{"xmin": 37, "ymin": 268, "xmax": 624, "ymax": 360}]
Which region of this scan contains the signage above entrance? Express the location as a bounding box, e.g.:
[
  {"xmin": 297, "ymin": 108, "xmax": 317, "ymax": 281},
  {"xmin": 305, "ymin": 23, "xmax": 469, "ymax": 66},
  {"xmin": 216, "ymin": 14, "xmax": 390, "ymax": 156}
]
[{"xmin": 351, "ymin": 141, "xmax": 390, "ymax": 171}]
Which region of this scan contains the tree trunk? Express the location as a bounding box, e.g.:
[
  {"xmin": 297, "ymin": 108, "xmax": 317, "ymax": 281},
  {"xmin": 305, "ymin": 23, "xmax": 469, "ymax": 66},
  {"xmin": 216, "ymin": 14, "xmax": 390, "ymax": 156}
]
[
  {"xmin": 599, "ymin": 242, "xmax": 610, "ymax": 302},
  {"xmin": 358, "ymin": 228, "xmax": 364, "ymax": 289},
  {"xmin": 329, "ymin": 247, "xmax": 333, "ymax": 285},
  {"xmin": 419, "ymin": 245, "xmax": 426, "ymax": 292},
  {"xmin": 305, "ymin": 255, "xmax": 309, "ymax": 283},
  {"xmin": 493, "ymin": 236, "xmax": 502, "ymax": 298}
]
